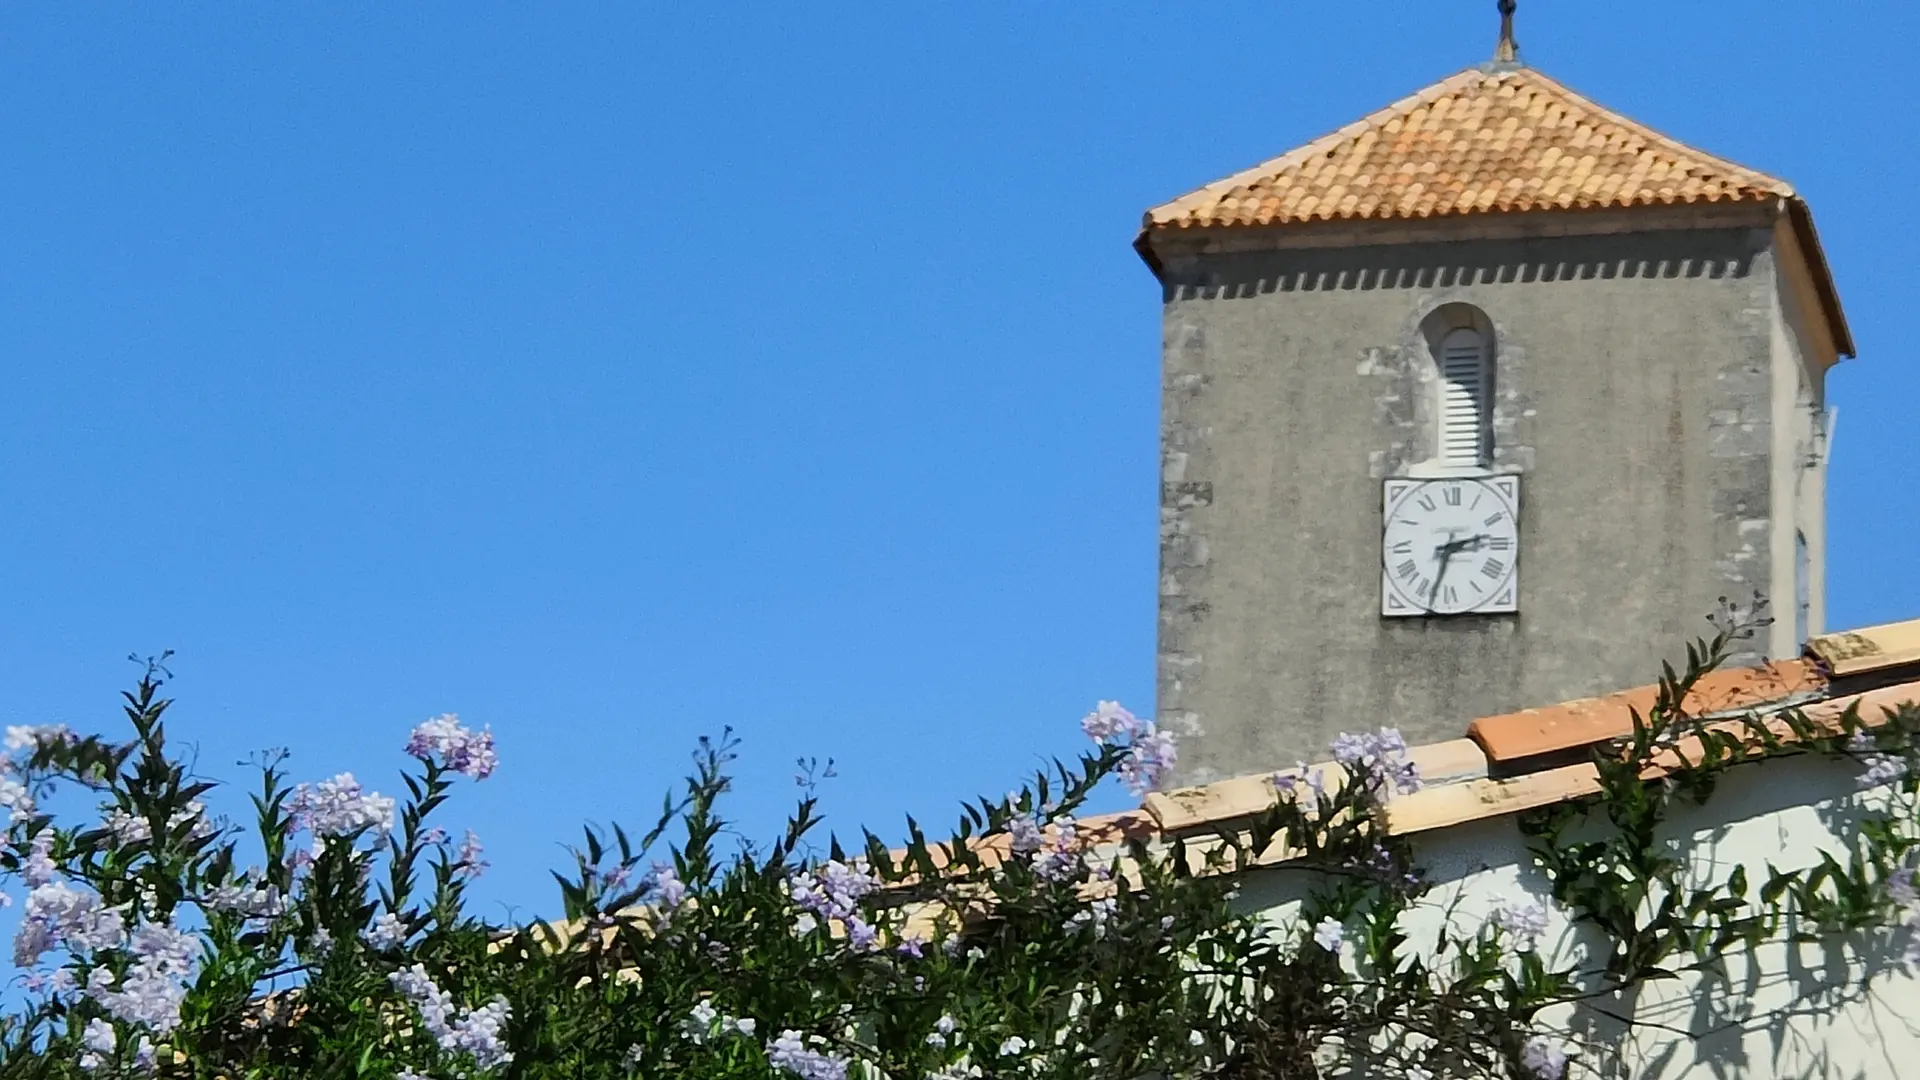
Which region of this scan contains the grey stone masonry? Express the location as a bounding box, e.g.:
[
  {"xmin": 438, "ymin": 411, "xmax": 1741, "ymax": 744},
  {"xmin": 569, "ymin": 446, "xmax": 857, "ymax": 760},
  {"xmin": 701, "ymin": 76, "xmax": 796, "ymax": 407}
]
[{"xmin": 1150, "ymin": 217, "xmax": 1829, "ymax": 786}]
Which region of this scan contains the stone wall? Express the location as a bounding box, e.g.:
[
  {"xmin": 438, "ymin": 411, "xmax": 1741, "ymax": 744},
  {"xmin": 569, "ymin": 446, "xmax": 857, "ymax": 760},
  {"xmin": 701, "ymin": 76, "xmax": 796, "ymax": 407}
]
[{"xmin": 1154, "ymin": 224, "xmax": 1802, "ymax": 784}]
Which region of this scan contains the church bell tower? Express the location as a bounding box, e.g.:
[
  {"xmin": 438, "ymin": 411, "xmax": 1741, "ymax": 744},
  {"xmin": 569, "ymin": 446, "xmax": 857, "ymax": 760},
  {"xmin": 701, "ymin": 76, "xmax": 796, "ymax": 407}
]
[{"xmin": 1136, "ymin": 12, "xmax": 1853, "ymax": 784}]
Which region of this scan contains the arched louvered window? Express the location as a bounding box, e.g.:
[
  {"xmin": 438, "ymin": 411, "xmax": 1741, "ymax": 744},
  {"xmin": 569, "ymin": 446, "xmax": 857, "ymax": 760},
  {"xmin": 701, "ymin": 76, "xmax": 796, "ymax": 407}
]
[{"xmin": 1438, "ymin": 327, "xmax": 1491, "ymax": 468}]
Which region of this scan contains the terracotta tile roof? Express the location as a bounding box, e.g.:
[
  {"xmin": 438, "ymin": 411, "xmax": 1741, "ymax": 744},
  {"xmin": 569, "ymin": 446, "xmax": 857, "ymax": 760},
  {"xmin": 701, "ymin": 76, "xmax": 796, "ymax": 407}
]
[
  {"xmin": 1466, "ymin": 659, "xmax": 1827, "ymax": 765},
  {"xmin": 1143, "ymin": 617, "xmax": 1920, "ymax": 844},
  {"xmin": 1136, "ymin": 65, "xmax": 1855, "ymax": 358},
  {"xmin": 1808, "ymin": 619, "xmax": 1920, "ymax": 676},
  {"xmin": 887, "ymin": 616, "xmax": 1920, "ymax": 911},
  {"xmin": 1146, "ymin": 738, "xmax": 1489, "ymax": 833},
  {"xmin": 1144, "ymin": 66, "xmax": 1794, "ymax": 232},
  {"xmin": 891, "ymin": 809, "xmax": 1159, "ymax": 878}
]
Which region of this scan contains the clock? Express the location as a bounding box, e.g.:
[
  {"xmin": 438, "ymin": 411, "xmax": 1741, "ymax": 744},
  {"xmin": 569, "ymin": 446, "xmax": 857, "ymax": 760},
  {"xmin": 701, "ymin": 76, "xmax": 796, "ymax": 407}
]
[{"xmin": 1380, "ymin": 476, "xmax": 1520, "ymax": 616}]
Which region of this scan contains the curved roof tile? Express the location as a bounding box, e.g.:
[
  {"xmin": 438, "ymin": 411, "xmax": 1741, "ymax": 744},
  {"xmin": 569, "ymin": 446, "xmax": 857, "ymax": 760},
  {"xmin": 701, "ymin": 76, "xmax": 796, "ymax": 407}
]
[
  {"xmin": 1137, "ymin": 65, "xmax": 1852, "ymax": 357},
  {"xmin": 1145, "ymin": 67, "xmax": 1794, "ymax": 229}
]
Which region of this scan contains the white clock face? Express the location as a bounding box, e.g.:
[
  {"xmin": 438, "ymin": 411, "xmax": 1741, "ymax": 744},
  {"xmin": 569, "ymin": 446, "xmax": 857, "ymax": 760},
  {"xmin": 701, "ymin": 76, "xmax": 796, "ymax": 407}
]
[{"xmin": 1381, "ymin": 477, "xmax": 1520, "ymax": 616}]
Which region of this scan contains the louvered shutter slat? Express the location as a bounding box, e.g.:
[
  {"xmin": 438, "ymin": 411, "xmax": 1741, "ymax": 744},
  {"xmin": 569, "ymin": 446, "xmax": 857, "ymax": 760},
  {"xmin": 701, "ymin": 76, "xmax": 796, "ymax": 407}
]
[{"xmin": 1439, "ymin": 333, "xmax": 1488, "ymax": 467}]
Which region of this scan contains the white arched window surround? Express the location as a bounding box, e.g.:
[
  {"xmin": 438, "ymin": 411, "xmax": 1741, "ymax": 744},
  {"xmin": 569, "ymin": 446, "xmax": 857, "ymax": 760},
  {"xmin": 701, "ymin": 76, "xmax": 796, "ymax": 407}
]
[{"xmin": 1413, "ymin": 304, "xmax": 1496, "ymax": 473}]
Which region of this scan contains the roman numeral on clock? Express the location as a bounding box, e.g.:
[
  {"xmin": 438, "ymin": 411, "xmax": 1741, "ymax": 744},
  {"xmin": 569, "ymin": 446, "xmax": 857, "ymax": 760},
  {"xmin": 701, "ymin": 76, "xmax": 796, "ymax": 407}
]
[
  {"xmin": 1396, "ymin": 560, "xmax": 1418, "ymax": 581},
  {"xmin": 1480, "ymin": 559, "xmax": 1507, "ymax": 579}
]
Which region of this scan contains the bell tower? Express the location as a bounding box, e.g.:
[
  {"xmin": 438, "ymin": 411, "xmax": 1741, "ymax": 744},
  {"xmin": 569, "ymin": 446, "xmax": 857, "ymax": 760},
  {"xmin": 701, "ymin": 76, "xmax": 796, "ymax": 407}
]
[{"xmin": 1136, "ymin": 14, "xmax": 1852, "ymax": 784}]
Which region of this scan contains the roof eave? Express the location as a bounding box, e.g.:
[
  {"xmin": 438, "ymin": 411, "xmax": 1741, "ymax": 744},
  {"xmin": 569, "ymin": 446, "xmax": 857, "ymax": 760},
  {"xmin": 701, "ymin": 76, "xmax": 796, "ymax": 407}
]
[
  {"xmin": 1133, "ymin": 222, "xmax": 1165, "ymax": 280},
  {"xmin": 1783, "ymin": 196, "xmax": 1857, "ymax": 360}
]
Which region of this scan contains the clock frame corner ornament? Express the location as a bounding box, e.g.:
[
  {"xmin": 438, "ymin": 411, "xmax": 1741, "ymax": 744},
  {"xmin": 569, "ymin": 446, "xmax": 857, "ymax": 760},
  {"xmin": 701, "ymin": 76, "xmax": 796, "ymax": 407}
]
[{"xmin": 1380, "ymin": 476, "xmax": 1521, "ymax": 617}]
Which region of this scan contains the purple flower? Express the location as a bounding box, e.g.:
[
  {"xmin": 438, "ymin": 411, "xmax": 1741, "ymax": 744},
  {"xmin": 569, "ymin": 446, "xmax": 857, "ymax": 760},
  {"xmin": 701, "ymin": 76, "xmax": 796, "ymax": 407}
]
[
  {"xmin": 405, "ymin": 714, "xmax": 499, "ymax": 781},
  {"xmin": 1326, "ymin": 728, "xmax": 1422, "ymax": 800},
  {"xmin": 1489, "ymin": 894, "xmax": 1551, "ymax": 950},
  {"xmin": 684, "ymin": 1000, "xmax": 719, "ymax": 1040},
  {"xmin": 1274, "ymin": 764, "xmax": 1328, "ymax": 813},
  {"xmin": 896, "ymin": 932, "xmax": 926, "ymax": 957},
  {"xmin": 455, "ymin": 830, "xmax": 488, "ymax": 880},
  {"xmin": 1890, "ymin": 867, "xmax": 1917, "ymax": 907},
  {"xmin": 788, "ymin": 860, "xmax": 882, "ymax": 924},
  {"xmin": 1030, "ymin": 819, "xmax": 1082, "ymax": 884},
  {"xmin": 845, "ymin": 916, "xmax": 879, "ymax": 952},
  {"xmin": 363, "ymin": 912, "xmax": 408, "ymax": 951},
  {"xmin": 6, "ymin": 725, "xmax": 76, "ymax": 754},
  {"xmin": 1312, "ymin": 916, "xmax": 1345, "ymax": 954},
  {"xmin": 1067, "ymin": 896, "xmax": 1118, "ymax": 938},
  {"xmin": 81, "ymin": 1017, "xmax": 116, "ymax": 1054},
  {"xmin": 205, "ymin": 882, "xmax": 289, "ymax": 920},
  {"xmin": 1080, "ymin": 701, "xmax": 1143, "ymax": 745},
  {"xmin": 766, "ymin": 1029, "xmax": 849, "ymax": 1080},
  {"xmin": 14, "ymin": 881, "xmax": 126, "ymax": 967},
  {"xmin": 23, "ymin": 831, "xmax": 56, "ymax": 886},
  {"xmin": 90, "ymin": 922, "xmax": 199, "ymax": 1033},
  {"xmin": 1007, "ymin": 812, "xmax": 1044, "ymax": 855},
  {"xmin": 644, "ymin": 862, "xmax": 687, "ymax": 913},
  {"xmin": 390, "ymin": 964, "xmax": 515, "ymax": 1070},
  {"xmin": 78, "ymin": 1016, "xmax": 115, "ymax": 1072},
  {"xmin": 287, "ymin": 774, "xmax": 395, "ymax": 841},
  {"xmin": 1120, "ymin": 728, "xmax": 1179, "ymax": 796},
  {"xmin": 1860, "ymin": 753, "xmax": 1910, "ymax": 789},
  {"xmin": 105, "ymin": 803, "xmax": 215, "ymax": 849},
  {"xmin": 451, "ymin": 999, "xmax": 513, "ymax": 1068},
  {"xmin": 104, "ymin": 809, "xmax": 150, "ymax": 845},
  {"xmin": 1330, "ymin": 732, "xmax": 1371, "ymax": 765},
  {"xmin": 1520, "ymin": 1036, "xmax": 1567, "ymax": 1079},
  {"xmin": 1083, "ymin": 702, "xmax": 1178, "ymax": 794},
  {"xmin": 0, "ymin": 776, "xmax": 35, "ymax": 824}
]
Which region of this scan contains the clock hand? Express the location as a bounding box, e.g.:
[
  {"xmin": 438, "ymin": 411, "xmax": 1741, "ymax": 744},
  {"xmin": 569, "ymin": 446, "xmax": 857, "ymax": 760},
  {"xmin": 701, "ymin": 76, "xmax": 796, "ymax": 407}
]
[
  {"xmin": 1430, "ymin": 533, "xmax": 1500, "ymax": 610},
  {"xmin": 1428, "ymin": 533, "xmax": 1463, "ymax": 611}
]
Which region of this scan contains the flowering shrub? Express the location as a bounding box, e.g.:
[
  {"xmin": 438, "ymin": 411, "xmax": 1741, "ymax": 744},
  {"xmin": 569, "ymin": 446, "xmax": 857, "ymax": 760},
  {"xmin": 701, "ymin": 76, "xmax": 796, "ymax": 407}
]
[{"xmin": 0, "ymin": 609, "xmax": 1916, "ymax": 1079}]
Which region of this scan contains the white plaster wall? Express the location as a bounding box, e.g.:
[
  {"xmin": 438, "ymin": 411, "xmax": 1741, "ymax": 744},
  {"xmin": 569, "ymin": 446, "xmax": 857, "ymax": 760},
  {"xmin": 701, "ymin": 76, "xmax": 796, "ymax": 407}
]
[
  {"xmin": 1771, "ymin": 249, "xmax": 1830, "ymax": 648},
  {"xmin": 1233, "ymin": 756, "xmax": 1917, "ymax": 1079}
]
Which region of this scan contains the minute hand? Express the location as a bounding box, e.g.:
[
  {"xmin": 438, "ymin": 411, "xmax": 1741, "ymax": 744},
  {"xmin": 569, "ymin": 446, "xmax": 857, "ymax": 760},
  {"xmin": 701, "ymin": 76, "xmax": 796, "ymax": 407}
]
[
  {"xmin": 1428, "ymin": 537, "xmax": 1465, "ymax": 611},
  {"xmin": 1432, "ymin": 534, "xmax": 1496, "ymax": 610}
]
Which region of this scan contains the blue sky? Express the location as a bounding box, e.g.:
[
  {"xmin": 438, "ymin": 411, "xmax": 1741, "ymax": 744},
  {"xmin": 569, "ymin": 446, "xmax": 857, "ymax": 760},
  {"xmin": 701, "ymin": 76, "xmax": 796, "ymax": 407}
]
[{"xmin": 1, "ymin": 3, "xmax": 1915, "ymax": 921}]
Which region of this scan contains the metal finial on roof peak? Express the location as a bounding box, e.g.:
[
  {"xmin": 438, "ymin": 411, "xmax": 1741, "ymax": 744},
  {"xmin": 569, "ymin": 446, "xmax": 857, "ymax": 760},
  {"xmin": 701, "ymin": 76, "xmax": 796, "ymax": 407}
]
[{"xmin": 1493, "ymin": 0, "xmax": 1521, "ymax": 66}]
